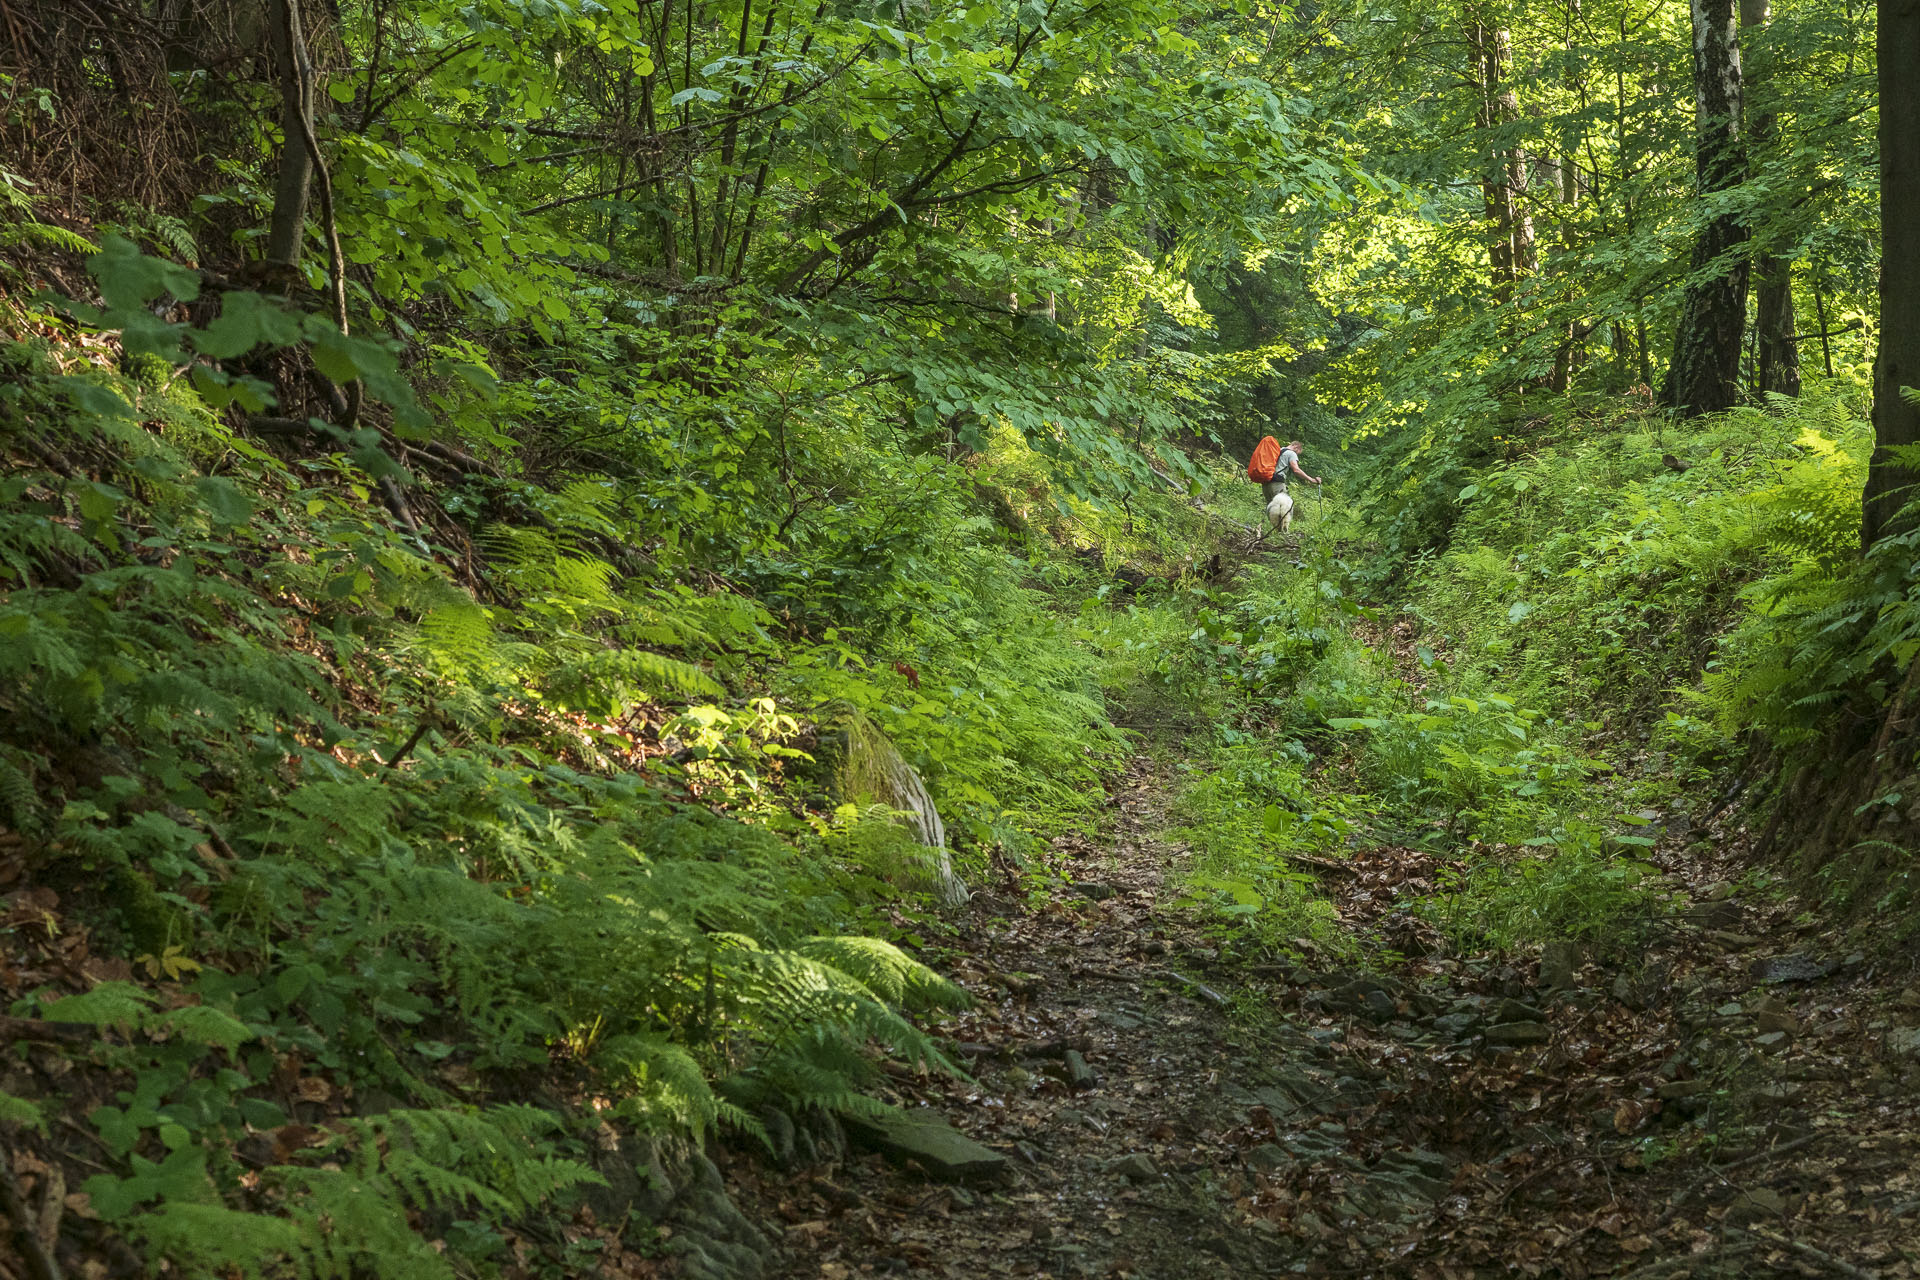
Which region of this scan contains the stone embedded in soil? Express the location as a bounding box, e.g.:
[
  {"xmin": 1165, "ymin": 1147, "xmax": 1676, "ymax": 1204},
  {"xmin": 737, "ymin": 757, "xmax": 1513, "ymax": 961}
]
[
  {"xmin": 1494, "ymin": 997, "xmax": 1547, "ymax": 1023},
  {"xmin": 1657, "ymin": 1079, "xmax": 1712, "ymax": 1100},
  {"xmin": 840, "ymin": 1107, "xmax": 1010, "ymax": 1183},
  {"xmin": 1750, "ymin": 953, "xmax": 1831, "ymax": 984},
  {"xmin": 1755, "ymin": 1009, "xmax": 1801, "ymax": 1036},
  {"xmin": 1887, "ymin": 1027, "xmax": 1920, "ymax": 1058},
  {"xmin": 1107, "ymin": 1152, "xmax": 1159, "ymax": 1182},
  {"xmin": 1327, "ymin": 977, "xmax": 1392, "ymax": 1006},
  {"xmin": 1727, "ymin": 1187, "xmax": 1787, "ymax": 1223},
  {"xmin": 1539, "ymin": 940, "xmax": 1583, "ymax": 989},
  {"xmin": 1485, "ymin": 1020, "xmax": 1552, "ymax": 1046},
  {"xmin": 1247, "ymin": 1143, "xmax": 1291, "ymax": 1172},
  {"xmin": 1063, "ymin": 1049, "xmax": 1097, "ymax": 1090},
  {"xmin": 1362, "ymin": 989, "xmax": 1398, "ymax": 1018},
  {"xmin": 1071, "ymin": 881, "xmax": 1118, "ymax": 901},
  {"xmin": 1386, "ymin": 1147, "xmax": 1451, "ymax": 1179},
  {"xmin": 1753, "ymin": 1031, "xmax": 1790, "ymax": 1052},
  {"xmin": 1375, "ymin": 1168, "xmax": 1452, "ymax": 1203}
]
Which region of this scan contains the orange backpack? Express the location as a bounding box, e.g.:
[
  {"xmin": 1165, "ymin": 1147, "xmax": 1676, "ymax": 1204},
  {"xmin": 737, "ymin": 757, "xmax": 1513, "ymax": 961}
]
[{"xmin": 1247, "ymin": 436, "xmax": 1282, "ymax": 483}]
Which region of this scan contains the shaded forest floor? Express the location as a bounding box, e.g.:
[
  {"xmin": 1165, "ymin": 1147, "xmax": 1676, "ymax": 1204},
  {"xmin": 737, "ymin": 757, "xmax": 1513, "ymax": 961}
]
[{"xmin": 725, "ymin": 746, "xmax": 1920, "ymax": 1279}]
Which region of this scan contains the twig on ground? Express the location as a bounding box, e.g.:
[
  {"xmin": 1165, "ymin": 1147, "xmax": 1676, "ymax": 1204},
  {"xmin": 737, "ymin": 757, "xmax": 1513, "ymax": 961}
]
[
  {"xmin": 1166, "ymin": 970, "xmax": 1229, "ymax": 1007},
  {"xmin": 0, "ymin": 1136, "xmax": 63, "ymax": 1280},
  {"xmin": 0, "ymin": 1018, "xmax": 94, "ymax": 1047},
  {"xmin": 1713, "ymin": 1132, "xmax": 1826, "ymax": 1172},
  {"xmin": 1653, "ymin": 1131, "xmax": 1827, "ymax": 1229},
  {"xmin": 1613, "ymin": 1239, "xmax": 1760, "ymax": 1280},
  {"xmin": 1739, "ymin": 1227, "xmax": 1880, "ymax": 1280},
  {"xmin": 383, "ymin": 721, "xmax": 432, "ymax": 770}
]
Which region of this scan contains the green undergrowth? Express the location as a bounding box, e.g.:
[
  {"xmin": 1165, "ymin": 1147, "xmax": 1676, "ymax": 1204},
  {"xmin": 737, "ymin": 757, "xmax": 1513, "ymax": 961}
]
[
  {"xmin": 0, "ymin": 242, "xmax": 1214, "ymax": 1272},
  {"xmin": 1381, "ymin": 386, "xmax": 1920, "ymax": 926},
  {"xmin": 1127, "ymin": 462, "xmax": 1681, "ymax": 960},
  {"xmin": 1403, "ymin": 390, "xmax": 1867, "ymax": 756},
  {"xmin": 1308, "ymin": 383, "xmax": 1910, "ymax": 947}
]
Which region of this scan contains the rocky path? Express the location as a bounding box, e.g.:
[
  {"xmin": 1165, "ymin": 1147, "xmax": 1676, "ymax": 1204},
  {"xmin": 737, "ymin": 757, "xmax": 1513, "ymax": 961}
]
[{"xmin": 723, "ymin": 757, "xmax": 1920, "ymax": 1279}]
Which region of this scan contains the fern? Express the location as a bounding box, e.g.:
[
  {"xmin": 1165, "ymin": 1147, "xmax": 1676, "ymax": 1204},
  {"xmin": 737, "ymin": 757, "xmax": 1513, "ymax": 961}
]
[
  {"xmin": 0, "ymin": 255, "xmax": 1004, "ymax": 1276},
  {"xmin": 546, "ymin": 645, "xmax": 725, "ymax": 712},
  {"xmin": 598, "ymin": 1033, "xmax": 726, "ymax": 1133},
  {"xmin": 0, "ymin": 219, "xmax": 98, "ymax": 255},
  {"xmin": 0, "ymin": 747, "xmax": 42, "ymax": 835},
  {"xmin": 0, "ymin": 1090, "xmax": 45, "ymax": 1134},
  {"xmin": 125, "ymin": 1107, "xmax": 601, "ymax": 1280},
  {"xmin": 796, "ymin": 935, "xmax": 968, "ymax": 1012},
  {"xmin": 39, "ymin": 981, "xmax": 156, "ymax": 1028}
]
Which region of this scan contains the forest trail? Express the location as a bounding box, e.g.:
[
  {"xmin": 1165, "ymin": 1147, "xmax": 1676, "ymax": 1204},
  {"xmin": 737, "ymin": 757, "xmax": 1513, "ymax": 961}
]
[{"xmin": 729, "ymin": 746, "xmax": 1920, "ymax": 1279}]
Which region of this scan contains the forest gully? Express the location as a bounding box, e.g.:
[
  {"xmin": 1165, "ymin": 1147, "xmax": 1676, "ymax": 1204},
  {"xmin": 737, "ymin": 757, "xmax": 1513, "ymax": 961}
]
[{"xmin": 0, "ymin": 0, "xmax": 1916, "ymax": 1276}]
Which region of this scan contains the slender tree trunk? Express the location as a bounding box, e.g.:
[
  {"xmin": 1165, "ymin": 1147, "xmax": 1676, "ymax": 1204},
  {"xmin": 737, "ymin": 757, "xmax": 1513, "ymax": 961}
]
[
  {"xmin": 1813, "ymin": 272, "xmax": 1836, "ymax": 377},
  {"xmin": 1468, "ymin": 12, "xmax": 1535, "ymax": 303},
  {"xmin": 1862, "ymin": 0, "xmax": 1920, "ymax": 547},
  {"xmin": 1662, "ymin": 0, "xmax": 1749, "ymax": 416},
  {"xmin": 1742, "ymin": 0, "xmax": 1802, "ymax": 397},
  {"xmin": 264, "ymin": 0, "xmax": 314, "ymax": 272},
  {"xmin": 1548, "ymin": 148, "xmax": 1580, "ymax": 393},
  {"xmin": 1753, "ymin": 266, "xmax": 1800, "ymax": 396}
]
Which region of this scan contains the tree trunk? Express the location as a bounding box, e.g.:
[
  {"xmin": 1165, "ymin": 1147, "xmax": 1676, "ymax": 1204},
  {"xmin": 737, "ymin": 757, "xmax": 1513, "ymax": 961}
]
[
  {"xmin": 264, "ymin": 0, "xmax": 314, "ymax": 272},
  {"xmin": 1468, "ymin": 13, "xmax": 1535, "ymax": 303},
  {"xmin": 1548, "ymin": 149, "xmax": 1580, "ymax": 393},
  {"xmin": 1753, "ymin": 265, "xmax": 1800, "ymax": 396},
  {"xmin": 1742, "ymin": 0, "xmax": 1801, "ymax": 397},
  {"xmin": 1662, "ymin": 0, "xmax": 1749, "ymax": 416},
  {"xmin": 1862, "ymin": 0, "xmax": 1920, "ymax": 548}
]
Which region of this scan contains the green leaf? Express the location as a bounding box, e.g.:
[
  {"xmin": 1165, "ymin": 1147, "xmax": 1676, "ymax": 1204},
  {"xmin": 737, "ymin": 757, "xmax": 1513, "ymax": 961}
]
[
  {"xmin": 194, "ymin": 476, "xmax": 255, "ymax": 526},
  {"xmin": 63, "ymin": 377, "xmax": 137, "ymax": 420},
  {"xmin": 76, "ymin": 480, "xmax": 123, "ymax": 527},
  {"xmin": 151, "ymin": 1005, "xmax": 252, "ymax": 1053},
  {"xmin": 88, "ymin": 234, "xmax": 201, "ymax": 311},
  {"xmin": 42, "ymin": 981, "xmax": 155, "ymax": 1028},
  {"xmin": 192, "ymin": 291, "xmax": 305, "ymax": 360},
  {"xmin": 0, "ymin": 1091, "xmax": 45, "ymax": 1134}
]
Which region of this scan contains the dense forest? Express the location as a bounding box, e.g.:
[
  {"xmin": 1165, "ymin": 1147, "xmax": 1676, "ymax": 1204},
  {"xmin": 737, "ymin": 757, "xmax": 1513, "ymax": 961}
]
[{"xmin": 0, "ymin": 0, "xmax": 1916, "ymax": 1275}]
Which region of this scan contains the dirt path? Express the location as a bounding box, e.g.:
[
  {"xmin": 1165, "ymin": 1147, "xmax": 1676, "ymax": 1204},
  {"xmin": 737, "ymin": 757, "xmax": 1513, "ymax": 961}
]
[{"xmin": 726, "ymin": 755, "xmax": 1920, "ymax": 1279}]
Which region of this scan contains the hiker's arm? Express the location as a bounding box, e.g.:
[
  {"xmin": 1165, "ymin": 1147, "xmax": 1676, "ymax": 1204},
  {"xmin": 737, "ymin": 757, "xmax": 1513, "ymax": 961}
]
[{"xmin": 1289, "ymin": 457, "xmax": 1321, "ymax": 485}]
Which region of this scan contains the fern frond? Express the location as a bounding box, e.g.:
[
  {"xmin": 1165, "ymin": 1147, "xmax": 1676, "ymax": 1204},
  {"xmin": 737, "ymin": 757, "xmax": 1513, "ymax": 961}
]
[
  {"xmin": 796, "ymin": 935, "xmax": 968, "ymax": 1011},
  {"xmin": 0, "ymin": 1090, "xmax": 44, "ymax": 1133}
]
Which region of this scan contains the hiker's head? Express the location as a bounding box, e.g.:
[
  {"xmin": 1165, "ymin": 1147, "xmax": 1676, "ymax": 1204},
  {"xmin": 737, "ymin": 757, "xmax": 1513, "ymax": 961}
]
[{"xmin": 1288, "ymin": 440, "xmax": 1305, "ymax": 454}]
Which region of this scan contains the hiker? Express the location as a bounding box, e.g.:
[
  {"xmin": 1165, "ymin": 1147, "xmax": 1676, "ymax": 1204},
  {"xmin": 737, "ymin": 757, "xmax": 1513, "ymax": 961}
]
[
  {"xmin": 1264, "ymin": 439, "xmax": 1322, "ymax": 505},
  {"xmin": 1247, "ymin": 437, "xmax": 1322, "ymax": 532}
]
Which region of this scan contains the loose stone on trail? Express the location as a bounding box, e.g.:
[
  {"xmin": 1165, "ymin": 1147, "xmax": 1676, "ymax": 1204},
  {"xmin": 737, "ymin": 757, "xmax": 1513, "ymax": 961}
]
[
  {"xmin": 839, "ymin": 1107, "xmax": 1010, "ymax": 1183},
  {"xmin": 1538, "ymin": 939, "xmax": 1583, "ymax": 989},
  {"xmin": 1750, "ymin": 953, "xmax": 1832, "ymax": 983}
]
